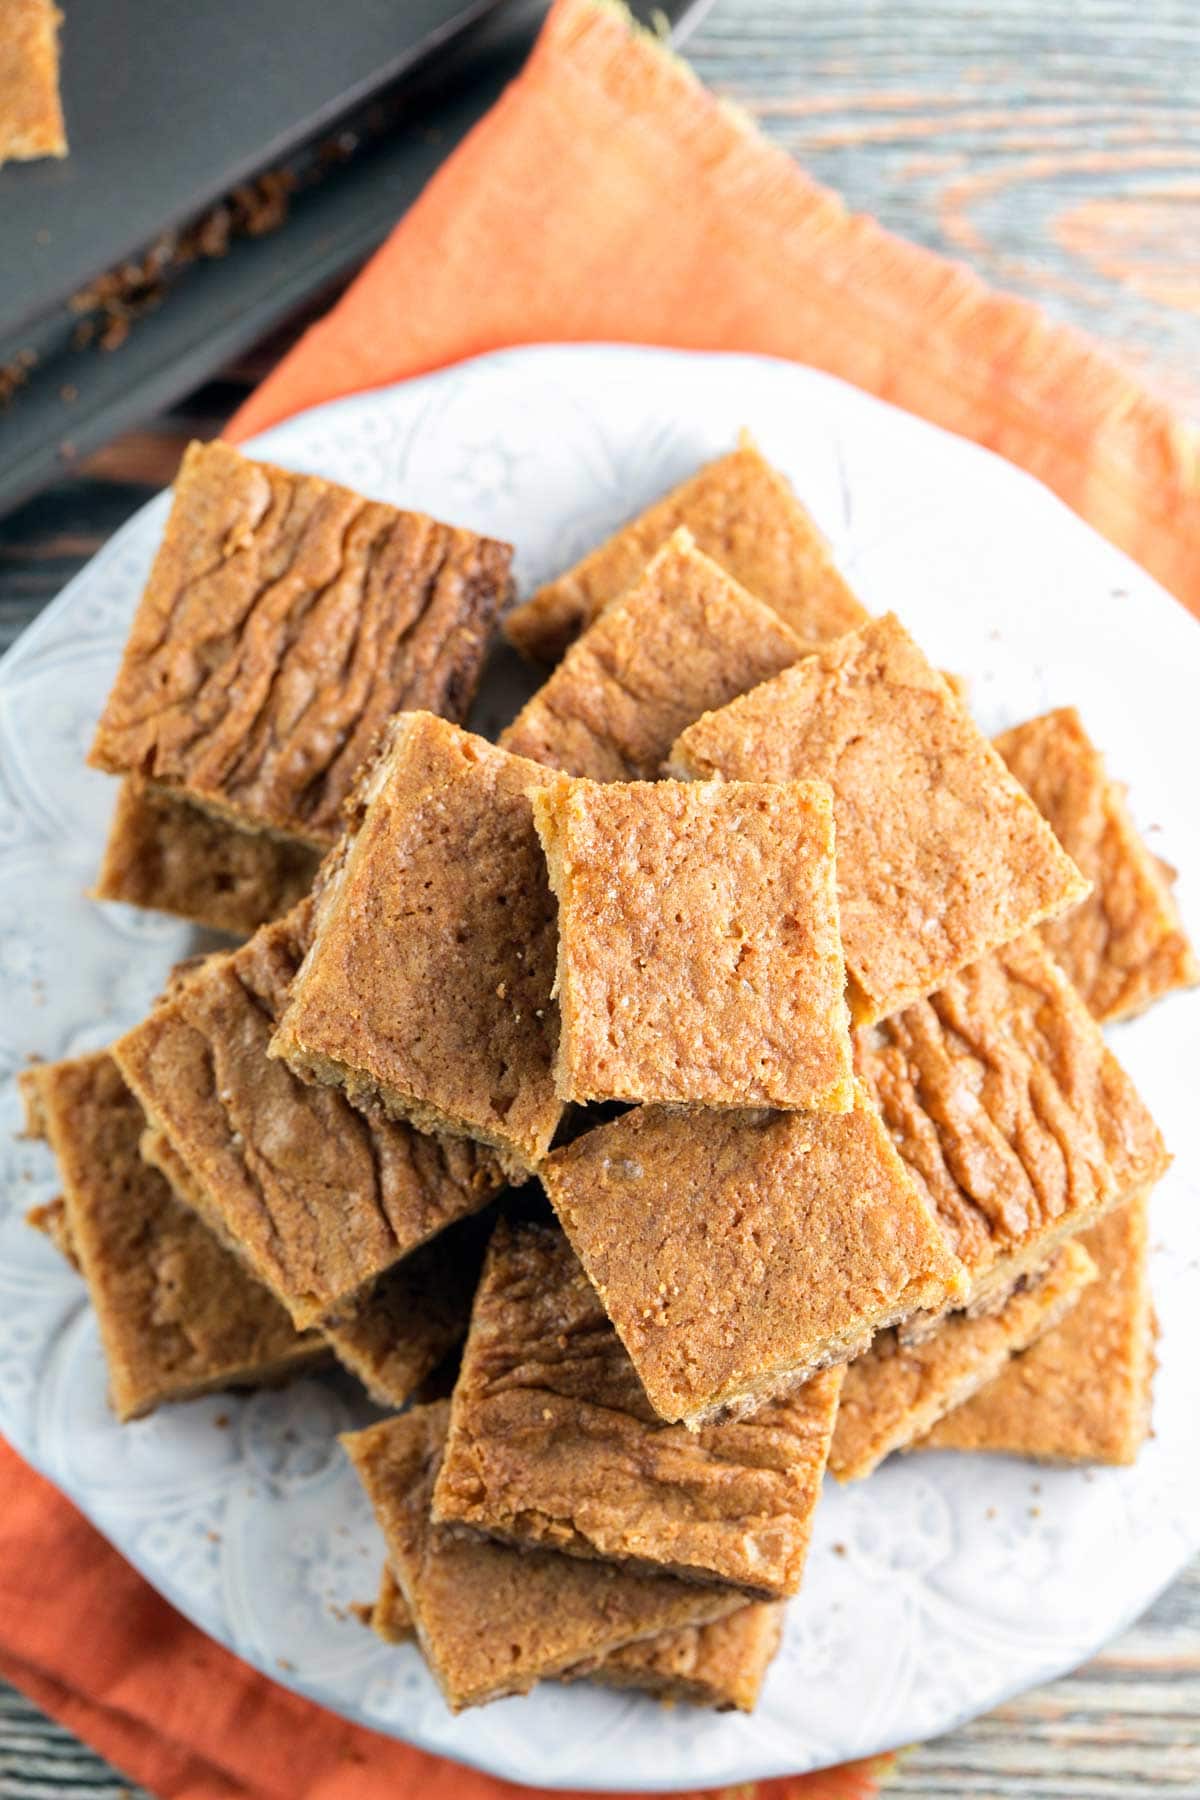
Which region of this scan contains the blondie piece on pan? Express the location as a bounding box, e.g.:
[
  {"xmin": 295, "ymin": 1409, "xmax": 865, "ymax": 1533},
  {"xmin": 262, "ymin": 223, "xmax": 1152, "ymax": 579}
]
[
  {"xmin": 20, "ymin": 1054, "xmax": 322, "ymax": 1422},
  {"xmin": 271, "ymin": 713, "xmax": 563, "ymax": 1178},
  {"xmin": 995, "ymin": 706, "xmax": 1198, "ymax": 1022},
  {"xmin": 921, "ymin": 1193, "xmax": 1158, "ymax": 1465},
  {"xmin": 432, "ymin": 1221, "xmax": 845, "ymax": 1596},
  {"xmin": 539, "ymin": 1086, "xmax": 963, "ymax": 1427},
  {"xmin": 829, "ymin": 1241, "xmax": 1096, "ymax": 1481},
  {"xmin": 855, "ymin": 934, "xmax": 1169, "ymax": 1311},
  {"xmin": 566, "ymin": 1602, "xmax": 785, "ymax": 1714},
  {"xmin": 499, "ymin": 529, "xmax": 805, "ymax": 779},
  {"xmin": 88, "ymin": 441, "xmax": 513, "ymax": 847},
  {"xmin": 114, "ymin": 903, "xmax": 502, "ymax": 1330},
  {"xmin": 343, "ymin": 1402, "xmax": 740, "ymax": 1712},
  {"xmin": 531, "ymin": 776, "xmax": 852, "ymax": 1109},
  {"xmin": 504, "ymin": 433, "xmax": 866, "ymax": 662},
  {"xmin": 668, "ymin": 614, "xmax": 1090, "ymax": 1024},
  {"xmin": 92, "ymin": 778, "xmax": 320, "ymax": 937},
  {"xmin": 0, "ymin": 0, "xmax": 66, "ymax": 165}
]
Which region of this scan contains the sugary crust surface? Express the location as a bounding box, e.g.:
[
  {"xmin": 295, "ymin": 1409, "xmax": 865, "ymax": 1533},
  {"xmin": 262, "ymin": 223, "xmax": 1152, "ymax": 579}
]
[
  {"xmin": 504, "ymin": 437, "xmax": 866, "ymax": 662},
  {"xmin": 271, "ymin": 713, "xmax": 562, "ymax": 1176},
  {"xmin": 532, "ymin": 776, "xmax": 852, "ymax": 1109},
  {"xmin": 571, "ymin": 1601, "xmax": 785, "ymax": 1713},
  {"xmin": 92, "ymin": 778, "xmax": 319, "ymax": 936},
  {"xmin": 319, "ymin": 1216, "xmax": 487, "ymax": 1408},
  {"xmin": 343, "ymin": 1401, "xmax": 738, "ymax": 1711},
  {"xmin": 22, "ymin": 1053, "xmax": 319, "ymax": 1421},
  {"xmin": 996, "ymin": 707, "xmax": 1198, "ymax": 1022},
  {"xmin": 830, "ymin": 1240, "xmax": 1096, "ymax": 1481},
  {"xmin": 89, "ymin": 441, "xmax": 512, "ymax": 844},
  {"xmin": 540, "ymin": 1088, "xmax": 963, "ymax": 1426},
  {"xmin": 921, "ymin": 1193, "xmax": 1157, "ymax": 1464},
  {"xmin": 0, "ymin": 0, "xmax": 66, "ymax": 164},
  {"xmin": 499, "ymin": 531, "xmax": 804, "ymax": 779},
  {"xmin": 668, "ymin": 614, "xmax": 1090, "ymax": 1023},
  {"xmin": 855, "ymin": 934, "xmax": 1169, "ymax": 1300},
  {"xmin": 114, "ymin": 902, "xmax": 502, "ymax": 1328},
  {"xmin": 432, "ymin": 1221, "xmax": 845, "ymax": 1597}
]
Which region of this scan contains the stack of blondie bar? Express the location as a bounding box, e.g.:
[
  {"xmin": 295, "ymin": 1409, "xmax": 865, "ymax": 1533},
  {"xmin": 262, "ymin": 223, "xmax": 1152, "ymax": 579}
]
[{"xmin": 23, "ymin": 432, "xmax": 1194, "ymax": 1715}]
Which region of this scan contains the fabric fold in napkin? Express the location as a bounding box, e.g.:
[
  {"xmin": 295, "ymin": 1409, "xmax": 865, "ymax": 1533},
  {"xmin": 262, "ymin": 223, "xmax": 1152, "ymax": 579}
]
[
  {"xmin": 231, "ymin": 0, "xmax": 1199, "ymax": 618},
  {"xmin": 4, "ymin": 0, "xmax": 1197, "ymax": 1794}
]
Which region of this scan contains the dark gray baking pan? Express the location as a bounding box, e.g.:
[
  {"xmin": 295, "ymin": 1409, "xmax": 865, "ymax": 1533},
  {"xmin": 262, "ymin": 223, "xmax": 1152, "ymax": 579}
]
[{"xmin": 0, "ymin": 0, "xmax": 710, "ymax": 516}]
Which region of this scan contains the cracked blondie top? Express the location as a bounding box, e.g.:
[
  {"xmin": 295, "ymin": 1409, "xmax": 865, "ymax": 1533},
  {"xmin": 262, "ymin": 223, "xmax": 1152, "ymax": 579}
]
[
  {"xmin": 668, "ymin": 614, "xmax": 1090, "ymax": 1023},
  {"xmin": 539, "ymin": 1086, "xmax": 963, "ymax": 1427},
  {"xmin": 271, "ymin": 713, "xmax": 563, "ymax": 1177},
  {"xmin": 829, "ymin": 1240, "xmax": 1095, "ymax": 1482},
  {"xmin": 499, "ymin": 529, "xmax": 804, "ymax": 780},
  {"xmin": 532, "ymin": 775, "xmax": 851, "ymax": 1109},
  {"xmin": 855, "ymin": 934, "xmax": 1169, "ymax": 1306},
  {"xmin": 432, "ymin": 1221, "xmax": 845, "ymax": 1596},
  {"xmin": 921, "ymin": 1193, "xmax": 1158, "ymax": 1465},
  {"xmin": 114, "ymin": 902, "xmax": 502, "ymax": 1329},
  {"xmin": 0, "ymin": 0, "xmax": 66, "ymax": 165},
  {"xmin": 503, "ymin": 434, "xmax": 866, "ymax": 662},
  {"xmin": 996, "ymin": 706, "xmax": 1198, "ymax": 1022},
  {"xmin": 89, "ymin": 441, "xmax": 513, "ymax": 845},
  {"xmin": 343, "ymin": 1401, "xmax": 739, "ymax": 1711},
  {"xmin": 569, "ymin": 1600, "xmax": 785, "ymax": 1713},
  {"xmin": 92, "ymin": 778, "xmax": 319, "ymax": 937},
  {"xmin": 20, "ymin": 1053, "xmax": 321, "ymax": 1422}
]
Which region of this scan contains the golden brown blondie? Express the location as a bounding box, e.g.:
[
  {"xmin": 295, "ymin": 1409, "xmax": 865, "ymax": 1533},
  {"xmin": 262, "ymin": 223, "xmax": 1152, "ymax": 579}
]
[
  {"xmin": 114, "ymin": 903, "xmax": 502, "ymax": 1329},
  {"xmin": 89, "ymin": 441, "xmax": 512, "ymax": 846},
  {"xmin": 271, "ymin": 714, "xmax": 563, "ymax": 1177},
  {"xmin": 21, "ymin": 1054, "xmax": 321, "ymax": 1421},
  {"xmin": 92, "ymin": 779, "xmax": 319, "ymax": 937},
  {"xmin": 922, "ymin": 1194, "xmax": 1158, "ymax": 1465},
  {"xmin": 567, "ymin": 1602, "xmax": 785, "ymax": 1713},
  {"xmin": 0, "ymin": 0, "xmax": 66, "ymax": 165},
  {"xmin": 531, "ymin": 776, "xmax": 852, "ymax": 1109},
  {"xmin": 829, "ymin": 1241, "xmax": 1096, "ymax": 1481},
  {"xmin": 855, "ymin": 934, "xmax": 1169, "ymax": 1309},
  {"xmin": 668, "ymin": 614, "xmax": 1090, "ymax": 1023},
  {"xmin": 432, "ymin": 1221, "xmax": 845, "ymax": 1595},
  {"xmin": 344, "ymin": 1402, "xmax": 740, "ymax": 1711},
  {"xmin": 540, "ymin": 1086, "xmax": 963, "ymax": 1426},
  {"xmin": 504, "ymin": 435, "xmax": 866, "ymax": 661},
  {"xmin": 499, "ymin": 529, "xmax": 804, "ymax": 779},
  {"xmin": 995, "ymin": 706, "xmax": 1198, "ymax": 1021}
]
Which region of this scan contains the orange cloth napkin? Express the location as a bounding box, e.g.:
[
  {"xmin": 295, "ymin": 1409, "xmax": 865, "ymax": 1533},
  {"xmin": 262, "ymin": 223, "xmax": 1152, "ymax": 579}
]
[
  {"xmin": 231, "ymin": 0, "xmax": 1199, "ymax": 618},
  {"xmin": 4, "ymin": 1, "xmax": 1198, "ymax": 1794}
]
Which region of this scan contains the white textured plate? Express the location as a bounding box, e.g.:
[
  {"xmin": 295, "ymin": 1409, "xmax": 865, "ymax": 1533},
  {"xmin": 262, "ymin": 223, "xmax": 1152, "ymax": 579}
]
[{"xmin": 2, "ymin": 346, "xmax": 1199, "ymax": 1791}]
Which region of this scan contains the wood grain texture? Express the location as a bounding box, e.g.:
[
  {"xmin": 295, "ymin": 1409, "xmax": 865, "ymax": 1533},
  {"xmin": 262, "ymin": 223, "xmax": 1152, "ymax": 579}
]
[{"xmin": 1, "ymin": 1, "xmax": 1198, "ymax": 1794}]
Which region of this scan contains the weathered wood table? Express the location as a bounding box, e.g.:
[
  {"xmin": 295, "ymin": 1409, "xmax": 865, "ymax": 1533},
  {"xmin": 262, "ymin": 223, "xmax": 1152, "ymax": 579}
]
[{"xmin": 2, "ymin": 2, "xmax": 1197, "ymax": 1794}]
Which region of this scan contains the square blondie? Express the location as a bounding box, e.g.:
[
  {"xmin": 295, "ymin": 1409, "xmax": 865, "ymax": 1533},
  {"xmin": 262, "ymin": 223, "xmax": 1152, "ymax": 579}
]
[
  {"xmin": 499, "ymin": 529, "xmax": 804, "ymax": 780},
  {"xmin": 854, "ymin": 934, "xmax": 1169, "ymax": 1310},
  {"xmin": 921, "ymin": 1193, "xmax": 1158, "ymax": 1465},
  {"xmin": 271, "ymin": 713, "xmax": 563, "ymax": 1177},
  {"xmin": 343, "ymin": 1402, "xmax": 739, "ymax": 1711},
  {"xmin": 89, "ymin": 440, "xmax": 512, "ymax": 847},
  {"xmin": 996, "ymin": 706, "xmax": 1198, "ymax": 1022},
  {"xmin": 829, "ymin": 1240, "xmax": 1096, "ymax": 1481},
  {"xmin": 93, "ymin": 779, "xmax": 320, "ymax": 937},
  {"xmin": 539, "ymin": 1085, "xmax": 963, "ymax": 1426},
  {"xmin": 504, "ymin": 434, "xmax": 866, "ymax": 662},
  {"xmin": 21, "ymin": 1054, "xmax": 322, "ymax": 1421},
  {"xmin": 0, "ymin": 0, "xmax": 66, "ymax": 165},
  {"xmin": 114, "ymin": 903, "xmax": 502, "ymax": 1329},
  {"xmin": 432, "ymin": 1221, "xmax": 845, "ymax": 1595},
  {"xmin": 668, "ymin": 614, "xmax": 1090, "ymax": 1023},
  {"xmin": 531, "ymin": 775, "xmax": 852, "ymax": 1109}
]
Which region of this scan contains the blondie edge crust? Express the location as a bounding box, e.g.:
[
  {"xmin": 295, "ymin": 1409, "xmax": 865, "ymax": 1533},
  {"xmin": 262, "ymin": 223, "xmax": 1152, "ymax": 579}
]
[{"xmin": 0, "ymin": 0, "xmax": 66, "ymax": 166}]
